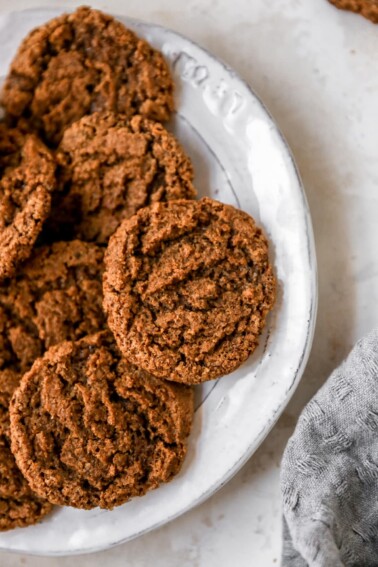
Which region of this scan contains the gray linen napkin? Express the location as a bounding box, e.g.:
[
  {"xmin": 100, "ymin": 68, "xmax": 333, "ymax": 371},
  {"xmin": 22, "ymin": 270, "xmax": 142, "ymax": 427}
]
[{"xmin": 281, "ymin": 329, "xmax": 378, "ymax": 566}]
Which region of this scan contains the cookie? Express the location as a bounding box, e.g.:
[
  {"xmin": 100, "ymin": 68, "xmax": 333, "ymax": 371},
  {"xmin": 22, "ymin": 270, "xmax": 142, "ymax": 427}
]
[
  {"xmin": 328, "ymin": 0, "xmax": 378, "ymax": 22},
  {"xmin": 45, "ymin": 113, "xmax": 196, "ymax": 244},
  {"xmin": 103, "ymin": 198, "xmax": 276, "ymax": 384},
  {"xmin": 0, "ymin": 371, "xmax": 52, "ymax": 531},
  {"xmin": 0, "ymin": 124, "xmax": 55, "ymax": 281},
  {"xmin": 0, "ymin": 240, "xmax": 105, "ymax": 379},
  {"xmin": 10, "ymin": 331, "xmax": 194, "ymax": 510},
  {"xmin": 2, "ymin": 7, "xmax": 174, "ymax": 147}
]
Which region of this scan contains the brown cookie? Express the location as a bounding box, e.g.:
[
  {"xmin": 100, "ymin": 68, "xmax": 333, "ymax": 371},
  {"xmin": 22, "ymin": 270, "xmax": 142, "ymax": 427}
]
[
  {"xmin": 328, "ymin": 0, "xmax": 378, "ymax": 23},
  {"xmin": 103, "ymin": 198, "xmax": 276, "ymax": 384},
  {"xmin": 2, "ymin": 7, "xmax": 174, "ymax": 147},
  {"xmin": 0, "ymin": 240, "xmax": 105, "ymax": 379},
  {"xmin": 0, "ymin": 371, "xmax": 52, "ymax": 531},
  {"xmin": 0, "ymin": 124, "xmax": 55, "ymax": 281},
  {"xmin": 45, "ymin": 113, "xmax": 196, "ymax": 244},
  {"xmin": 10, "ymin": 331, "xmax": 194, "ymax": 510}
]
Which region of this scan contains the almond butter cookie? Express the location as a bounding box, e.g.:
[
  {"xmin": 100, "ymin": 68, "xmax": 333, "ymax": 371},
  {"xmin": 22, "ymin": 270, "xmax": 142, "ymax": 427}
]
[
  {"xmin": 10, "ymin": 332, "xmax": 193, "ymax": 510},
  {"xmin": 0, "ymin": 240, "xmax": 105, "ymax": 380},
  {"xmin": 45, "ymin": 113, "xmax": 196, "ymax": 244},
  {"xmin": 1, "ymin": 7, "xmax": 174, "ymax": 147},
  {"xmin": 103, "ymin": 198, "xmax": 276, "ymax": 384}
]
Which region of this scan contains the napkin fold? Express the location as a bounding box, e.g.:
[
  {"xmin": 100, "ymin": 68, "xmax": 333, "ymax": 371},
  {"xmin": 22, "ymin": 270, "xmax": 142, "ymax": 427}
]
[{"xmin": 281, "ymin": 329, "xmax": 378, "ymax": 566}]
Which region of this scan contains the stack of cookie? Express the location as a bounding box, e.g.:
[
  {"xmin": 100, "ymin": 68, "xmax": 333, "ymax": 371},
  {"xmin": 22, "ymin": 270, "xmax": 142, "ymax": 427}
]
[{"xmin": 0, "ymin": 6, "xmax": 276, "ymax": 531}]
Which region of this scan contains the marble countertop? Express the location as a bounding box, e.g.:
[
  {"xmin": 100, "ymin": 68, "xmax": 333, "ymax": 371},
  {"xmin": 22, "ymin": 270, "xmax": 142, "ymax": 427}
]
[{"xmin": 1, "ymin": 0, "xmax": 378, "ymax": 565}]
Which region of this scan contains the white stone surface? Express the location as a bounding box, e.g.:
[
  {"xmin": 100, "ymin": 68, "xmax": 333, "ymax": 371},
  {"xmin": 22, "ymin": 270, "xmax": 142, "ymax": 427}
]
[{"xmin": 0, "ymin": 0, "xmax": 377, "ymax": 565}]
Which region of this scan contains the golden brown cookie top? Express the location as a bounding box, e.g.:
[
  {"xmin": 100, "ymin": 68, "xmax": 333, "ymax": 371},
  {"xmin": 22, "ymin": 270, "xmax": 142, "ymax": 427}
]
[
  {"xmin": 103, "ymin": 197, "xmax": 277, "ymax": 384},
  {"xmin": 0, "ymin": 124, "xmax": 55, "ymax": 281},
  {"xmin": 10, "ymin": 331, "xmax": 194, "ymax": 510},
  {"xmin": 45, "ymin": 112, "xmax": 196, "ymax": 244},
  {"xmin": 1, "ymin": 6, "xmax": 174, "ymax": 147},
  {"xmin": 0, "ymin": 240, "xmax": 105, "ymax": 378}
]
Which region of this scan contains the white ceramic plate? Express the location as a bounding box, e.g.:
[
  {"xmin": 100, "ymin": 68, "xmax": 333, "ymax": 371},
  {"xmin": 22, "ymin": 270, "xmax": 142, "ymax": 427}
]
[{"xmin": 0, "ymin": 7, "xmax": 317, "ymax": 556}]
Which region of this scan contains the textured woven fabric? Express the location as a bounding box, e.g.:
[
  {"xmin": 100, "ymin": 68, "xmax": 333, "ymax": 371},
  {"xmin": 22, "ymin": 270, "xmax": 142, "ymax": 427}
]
[{"xmin": 281, "ymin": 330, "xmax": 378, "ymax": 566}]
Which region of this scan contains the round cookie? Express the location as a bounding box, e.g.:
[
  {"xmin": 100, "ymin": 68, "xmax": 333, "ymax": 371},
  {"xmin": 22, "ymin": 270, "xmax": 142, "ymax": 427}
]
[
  {"xmin": 0, "ymin": 371, "xmax": 52, "ymax": 531},
  {"xmin": 328, "ymin": 0, "xmax": 378, "ymax": 23},
  {"xmin": 10, "ymin": 331, "xmax": 194, "ymax": 510},
  {"xmin": 2, "ymin": 6, "xmax": 174, "ymax": 147},
  {"xmin": 45, "ymin": 113, "xmax": 196, "ymax": 244},
  {"xmin": 0, "ymin": 124, "xmax": 55, "ymax": 281},
  {"xmin": 103, "ymin": 198, "xmax": 277, "ymax": 384},
  {"xmin": 0, "ymin": 240, "xmax": 105, "ymax": 379}
]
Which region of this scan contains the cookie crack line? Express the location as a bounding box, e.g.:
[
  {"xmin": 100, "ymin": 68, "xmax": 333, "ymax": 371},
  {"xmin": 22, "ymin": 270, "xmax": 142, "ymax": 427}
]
[{"xmin": 135, "ymin": 232, "xmax": 266, "ymax": 304}]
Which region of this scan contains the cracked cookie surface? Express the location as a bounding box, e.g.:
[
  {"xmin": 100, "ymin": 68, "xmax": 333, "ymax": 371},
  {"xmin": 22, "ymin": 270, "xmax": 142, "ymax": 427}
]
[
  {"xmin": 0, "ymin": 124, "xmax": 55, "ymax": 281},
  {"xmin": 103, "ymin": 198, "xmax": 276, "ymax": 384},
  {"xmin": 2, "ymin": 6, "xmax": 174, "ymax": 147},
  {"xmin": 10, "ymin": 331, "xmax": 194, "ymax": 510},
  {"xmin": 45, "ymin": 113, "xmax": 196, "ymax": 244},
  {"xmin": 0, "ymin": 240, "xmax": 105, "ymax": 381}
]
